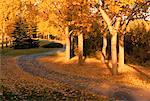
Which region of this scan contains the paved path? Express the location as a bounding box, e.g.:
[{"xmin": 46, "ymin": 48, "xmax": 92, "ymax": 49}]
[{"xmin": 16, "ymin": 48, "xmax": 150, "ymax": 101}]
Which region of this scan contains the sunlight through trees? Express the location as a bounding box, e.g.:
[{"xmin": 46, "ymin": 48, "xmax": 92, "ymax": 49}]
[{"xmin": 0, "ymin": 0, "xmax": 149, "ymax": 75}]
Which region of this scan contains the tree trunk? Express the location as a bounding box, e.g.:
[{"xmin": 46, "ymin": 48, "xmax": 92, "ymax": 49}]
[
  {"xmin": 1, "ymin": 21, "xmax": 5, "ymax": 49},
  {"xmin": 111, "ymin": 17, "xmax": 121, "ymax": 75},
  {"xmin": 65, "ymin": 26, "xmax": 71, "ymax": 61},
  {"xmin": 6, "ymin": 37, "xmax": 8, "ymax": 47},
  {"xmin": 102, "ymin": 35, "xmax": 107, "ymax": 62},
  {"xmin": 99, "ymin": 7, "xmax": 121, "ymax": 75},
  {"xmin": 118, "ymin": 21, "xmax": 128, "ymax": 72},
  {"xmin": 78, "ymin": 33, "xmax": 83, "ymax": 65},
  {"xmin": 1, "ymin": 33, "xmax": 4, "ymax": 49},
  {"xmin": 118, "ymin": 35, "xmax": 125, "ymax": 72},
  {"xmin": 111, "ymin": 33, "xmax": 118, "ymax": 75},
  {"xmin": 47, "ymin": 34, "xmax": 49, "ymax": 40}
]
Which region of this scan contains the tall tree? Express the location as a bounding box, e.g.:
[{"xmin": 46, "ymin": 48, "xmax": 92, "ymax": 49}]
[
  {"xmin": 50, "ymin": 0, "xmax": 94, "ymax": 63},
  {"xmin": 25, "ymin": 2, "xmax": 38, "ymax": 37},
  {"xmin": 95, "ymin": 0, "xmax": 149, "ymax": 75},
  {"xmin": 0, "ymin": 0, "xmax": 20, "ymax": 48},
  {"xmin": 97, "ymin": 5, "xmax": 121, "ymax": 75},
  {"xmin": 118, "ymin": 1, "xmax": 149, "ymax": 72},
  {"xmin": 65, "ymin": 26, "xmax": 71, "ymax": 60},
  {"xmin": 11, "ymin": 18, "xmax": 31, "ymax": 49},
  {"xmin": 78, "ymin": 32, "xmax": 84, "ymax": 65}
]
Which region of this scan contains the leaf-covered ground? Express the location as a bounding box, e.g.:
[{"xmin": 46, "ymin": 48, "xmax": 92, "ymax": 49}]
[
  {"xmin": 1, "ymin": 57, "xmax": 107, "ymax": 101},
  {"xmin": 36, "ymin": 53, "xmax": 150, "ymax": 101},
  {"xmin": 38, "ymin": 53, "xmax": 150, "ymax": 89},
  {"xmin": 1, "ymin": 50, "xmax": 150, "ymax": 101}
]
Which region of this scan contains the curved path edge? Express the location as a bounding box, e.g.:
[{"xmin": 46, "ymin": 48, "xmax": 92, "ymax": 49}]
[{"xmin": 16, "ymin": 48, "xmax": 150, "ymax": 101}]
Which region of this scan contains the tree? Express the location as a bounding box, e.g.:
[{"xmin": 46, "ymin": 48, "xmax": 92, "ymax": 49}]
[
  {"xmin": 37, "ymin": 0, "xmax": 66, "ymax": 38},
  {"xmin": 95, "ymin": 0, "xmax": 149, "ymax": 75},
  {"xmin": 50, "ymin": 0, "xmax": 105, "ymax": 64},
  {"xmin": 11, "ymin": 18, "xmax": 31, "ymax": 49},
  {"xmin": 25, "ymin": 2, "xmax": 38, "ymax": 38},
  {"xmin": 97, "ymin": 4, "xmax": 121, "ymax": 75},
  {"xmin": 65, "ymin": 26, "xmax": 71, "ymax": 60},
  {"xmin": 117, "ymin": 1, "xmax": 149, "ymax": 72},
  {"xmin": 0, "ymin": 0, "xmax": 20, "ymax": 49},
  {"xmin": 78, "ymin": 32, "xmax": 84, "ymax": 64},
  {"xmin": 97, "ymin": 19, "xmax": 109, "ymax": 62},
  {"xmin": 50, "ymin": 0, "xmax": 94, "ymax": 63}
]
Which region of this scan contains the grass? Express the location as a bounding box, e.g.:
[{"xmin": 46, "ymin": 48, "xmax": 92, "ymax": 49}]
[
  {"xmin": 0, "ymin": 47, "xmax": 54, "ymax": 56},
  {"xmin": 0, "ymin": 40, "xmax": 57, "ymax": 56},
  {"xmin": 38, "ymin": 39, "xmax": 51, "ymax": 46}
]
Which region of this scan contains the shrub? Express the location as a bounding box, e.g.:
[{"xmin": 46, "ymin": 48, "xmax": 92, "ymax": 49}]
[
  {"xmin": 41, "ymin": 42, "xmax": 63, "ymax": 48},
  {"xmin": 12, "ymin": 39, "xmax": 39, "ymax": 49}
]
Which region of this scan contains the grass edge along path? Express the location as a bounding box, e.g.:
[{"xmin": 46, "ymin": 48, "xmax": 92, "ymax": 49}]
[{"xmin": 0, "ymin": 47, "xmax": 58, "ymax": 57}]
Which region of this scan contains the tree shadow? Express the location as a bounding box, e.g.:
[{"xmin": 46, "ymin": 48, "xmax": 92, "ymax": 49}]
[
  {"xmin": 104, "ymin": 60, "xmax": 113, "ymax": 75},
  {"xmin": 110, "ymin": 91, "xmax": 134, "ymax": 101},
  {"xmin": 127, "ymin": 64, "xmax": 150, "ymax": 79}
]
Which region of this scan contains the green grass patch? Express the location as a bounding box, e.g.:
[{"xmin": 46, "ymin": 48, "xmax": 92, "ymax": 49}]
[{"xmin": 0, "ymin": 47, "xmax": 53, "ymax": 56}]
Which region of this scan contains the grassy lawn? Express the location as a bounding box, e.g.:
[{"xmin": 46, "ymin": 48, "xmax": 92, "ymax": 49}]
[
  {"xmin": 0, "ymin": 40, "xmax": 57, "ymax": 56},
  {"xmin": 0, "ymin": 47, "xmax": 54, "ymax": 56}
]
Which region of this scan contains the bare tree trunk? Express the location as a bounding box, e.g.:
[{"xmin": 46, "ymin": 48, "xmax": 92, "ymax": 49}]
[
  {"xmin": 65, "ymin": 26, "xmax": 71, "ymax": 61},
  {"xmin": 118, "ymin": 35, "xmax": 125, "ymax": 72},
  {"xmin": 1, "ymin": 33, "xmax": 4, "ymax": 49},
  {"xmin": 111, "ymin": 33, "xmax": 118, "ymax": 75},
  {"xmin": 111, "ymin": 17, "xmax": 121, "ymax": 75},
  {"xmin": 102, "ymin": 35, "xmax": 107, "ymax": 62},
  {"xmin": 118, "ymin": 21, "xmax": 128, "ymax": 72},
  {"xmin": 47, "ymin": 34, "xmax": 49, "ymax": 40},
  {"xmin": 6, "ymin": 37, "xmax": 8, "ymax": 47},
  {"xmin": 1, "ymin": 18, "xmax": 5, "ymax": 49},
  {"xmin": 99, "ymin": 7, "xmax": 121, "ymax": 75},
  {"xmin": 78, "ymin": 33, "xmax": 83, "ymax": 65}
]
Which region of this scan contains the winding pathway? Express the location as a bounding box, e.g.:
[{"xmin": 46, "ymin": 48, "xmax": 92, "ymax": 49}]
[{"xmin": 16, "ymin": 48, "xmax": 150, "ymax": 101}]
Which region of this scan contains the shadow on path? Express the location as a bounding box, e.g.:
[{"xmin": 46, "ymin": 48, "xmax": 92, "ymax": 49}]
[
  {"xmin": 128, "ymin": 64, "xmax": 150, "ymax": 79},
  {"xmin": 16, "ymin": 48, "xmax": 150, "ymax": 101},
  {"xmin": 111, "ymin": 91, "xmax": 134, "ymax": 101}
]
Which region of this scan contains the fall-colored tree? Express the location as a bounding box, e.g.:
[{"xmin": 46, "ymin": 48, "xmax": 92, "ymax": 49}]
[
  {"xmin": 94, "ymin": 0, "xmax": 150, "ymax": 75},
  {"xmin": 62, "ymin": 0, "xmax": 102, "ymax": 64},
  {"xmin": 37, "ymin": 0, "xmax": 65, "ymax": 39},
  {"xmin": 0, "ymin": 0, "xmax": 20, "ymax": 48},
  {"xmin": 50, "ymin": 0, "xmax": 95, "ymax": 63},
  {"xmin": 24, "ymin": 2, "xmax": 38, "ymax": 37}
]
